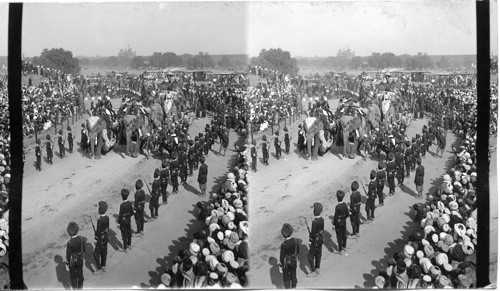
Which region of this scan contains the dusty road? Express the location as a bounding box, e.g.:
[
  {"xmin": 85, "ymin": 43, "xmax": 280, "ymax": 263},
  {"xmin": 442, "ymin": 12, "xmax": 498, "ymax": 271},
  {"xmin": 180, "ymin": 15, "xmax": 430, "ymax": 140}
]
[
  {"xmin": 248, "ymin": 108, "xmax": 465, "ymax": 288},
  {"xmin": 22, "ymin": 100, "xmax": 244, "ymax": 288}
]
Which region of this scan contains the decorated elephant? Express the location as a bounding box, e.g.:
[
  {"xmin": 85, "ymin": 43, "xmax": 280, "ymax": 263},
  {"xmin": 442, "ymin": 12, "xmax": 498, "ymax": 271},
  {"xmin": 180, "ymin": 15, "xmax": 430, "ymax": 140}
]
[
  {"xmin": 334, "ymin": 114, "xmax": 368, "ymax": 158},
  {"xmin": 303, "ymin": 116, "xmax": 321, "ymax": 160},
  {"xmin": 311, "ymin": 107, "xmax": 335, "ymax": 154},
  {"xmin": 86, "ymin": 116, "xmax": 116, "ymax": 159},
  {"xmin": 120, "ymin": 114, "xmax": 148, "ymax": 157}
]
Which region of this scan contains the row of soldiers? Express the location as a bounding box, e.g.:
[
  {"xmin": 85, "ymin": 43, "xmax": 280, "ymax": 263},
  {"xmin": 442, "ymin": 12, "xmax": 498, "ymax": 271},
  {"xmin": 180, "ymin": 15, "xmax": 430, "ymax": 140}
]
[{"xmin": 34, "ymin": 127, "xmax": 75, "ymax": 171}]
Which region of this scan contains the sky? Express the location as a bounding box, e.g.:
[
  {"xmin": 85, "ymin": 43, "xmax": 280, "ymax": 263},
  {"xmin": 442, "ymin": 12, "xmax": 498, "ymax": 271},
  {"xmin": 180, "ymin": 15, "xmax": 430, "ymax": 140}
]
[
  {"xmin": 248, "ymin": 1, "xmax": 479, "ymax": 57},
  {"xmin": 19, "ymin": 2, "xmax": 248, "ymax": 57},
  {"xmin": 0, "ymin": 1, "xmax": 497, "ymax": 58}
]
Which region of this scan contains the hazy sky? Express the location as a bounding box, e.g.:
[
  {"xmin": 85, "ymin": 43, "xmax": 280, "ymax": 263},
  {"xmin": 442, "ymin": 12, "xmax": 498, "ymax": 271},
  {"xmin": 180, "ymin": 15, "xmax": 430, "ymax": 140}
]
[
  {"xmin": 248, "ymin": 1, "xmax": 478, "ymax": 57},
  {"xmin": 0, "ymin": 1, "xmax": 497, "ymax": 58},
  {"xmin": 20, "ymin": 2, "xmax": 247, "ymax": 57}
]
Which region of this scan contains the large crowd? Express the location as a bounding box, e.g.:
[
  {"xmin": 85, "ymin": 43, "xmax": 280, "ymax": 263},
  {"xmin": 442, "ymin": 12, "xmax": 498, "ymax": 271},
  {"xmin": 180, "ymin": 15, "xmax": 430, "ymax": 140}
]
[
  {"xmin": 246, "ymin": 64, "xmax": 483, "ymax": 288},
  {"xmin": 49, "ymin": 66, "xmax": 251, "ymax": 288}
]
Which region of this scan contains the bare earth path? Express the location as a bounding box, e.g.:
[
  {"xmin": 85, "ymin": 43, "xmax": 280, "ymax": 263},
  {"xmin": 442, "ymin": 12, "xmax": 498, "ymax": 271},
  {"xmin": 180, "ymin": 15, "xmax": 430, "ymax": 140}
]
[
  {"xmin": 248, "ymin": 111, "xmax": 462, "ymax": 288},
  {"xmin": 22, "ymin": 100, "xmax": 243, "ymax": 288}
]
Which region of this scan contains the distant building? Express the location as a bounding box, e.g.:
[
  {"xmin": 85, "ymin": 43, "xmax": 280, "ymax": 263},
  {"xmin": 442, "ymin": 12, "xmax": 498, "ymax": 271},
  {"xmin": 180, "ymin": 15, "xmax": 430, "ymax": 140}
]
[{"xmin": 337, "ymin": 46, "xmax": 355, "ymax": 60}]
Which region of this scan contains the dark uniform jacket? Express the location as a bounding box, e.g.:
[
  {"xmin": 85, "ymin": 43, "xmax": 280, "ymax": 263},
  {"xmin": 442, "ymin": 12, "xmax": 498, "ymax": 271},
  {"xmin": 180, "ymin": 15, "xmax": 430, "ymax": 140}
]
[
  {"xmin": 150, "ymin": 179, "xmax": 160, "ymax": 207},
  {"xmin": 376, "ymin": 169, "xmax": 386, "ymax": 186},
  {"xmin": 66, "ymin": 236, "xmax": 87, "ymax": 265},
  {"xmin": 134, "ymin": 189, "xmax": 146, "ymax": 211},
  {"xmin": 310, "ymin": 217, "xmax": 324, "ymax": 247},
  {"xmin": 414, "ymin": 165, "xmax": 425, "ymax": 186},
  {"xmin": 350, "ymin": 191, "xmax": 362, "ymax": 213},
  {"xmin": 118, "ymin": 200, "xmax": 134, "ymax": 225},
  {"xmin": 198, "ymin": 163, "xmax": 208, "ymax": 184},
  {"xmin": 386, "ymin": 161, "xmax": 397, "ymax": 177},
  {"xmin": 333, "ymin": 202, "xmax": 349, "ymax": 227},
  {"xmin": 280, "ymin": 237, "xmax": 299, "ymax": 267},
  {"xmin": 95, "ymin": 215, "xmax": 109, "ymax": 244},
  {"xmin": 367, "ymin": 180, "xmax": 377, "ymax": 200}
]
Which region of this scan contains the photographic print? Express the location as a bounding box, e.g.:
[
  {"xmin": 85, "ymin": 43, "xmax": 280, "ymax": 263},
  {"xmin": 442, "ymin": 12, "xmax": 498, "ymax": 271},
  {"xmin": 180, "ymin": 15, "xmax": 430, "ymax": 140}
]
[{"xmin": 0, "ymin": 0, "xmax": 497, "ymax": 289}]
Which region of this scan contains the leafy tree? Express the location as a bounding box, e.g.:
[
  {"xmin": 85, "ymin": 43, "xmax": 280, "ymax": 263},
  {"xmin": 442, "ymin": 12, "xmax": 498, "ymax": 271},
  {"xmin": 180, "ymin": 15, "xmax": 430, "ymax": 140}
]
[
  {"xmin": 31, "ymin": 48, "xmax": 81, "ymax": 74},
  {"xmin": 217, "ymin": 55, "xmax": 232, "ymax": 69},
  {"xmin": 251, "ymin": 48, "xmax": 299, "ymax": 75},
  {"xmin": 131, "ymin": 56, "xmax": 147, "ymax": 69}
]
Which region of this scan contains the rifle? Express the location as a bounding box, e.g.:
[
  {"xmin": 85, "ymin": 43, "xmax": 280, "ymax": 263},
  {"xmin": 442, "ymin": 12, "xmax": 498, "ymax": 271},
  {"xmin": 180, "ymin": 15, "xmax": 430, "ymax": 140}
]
[
  {"xmin": 144, "ymin": 179, "xmax": 153, "ymax": 196},
  {"xmin": 89, "ymin": 216, "xmax": 96, "ymax": 233},
  {"xmin": 360, "ymin": 181, "xmax": 368, "ymax": 195},
  {"xmin": 304, "ymin": 217, "xmax": 311, "ymax": 236}
]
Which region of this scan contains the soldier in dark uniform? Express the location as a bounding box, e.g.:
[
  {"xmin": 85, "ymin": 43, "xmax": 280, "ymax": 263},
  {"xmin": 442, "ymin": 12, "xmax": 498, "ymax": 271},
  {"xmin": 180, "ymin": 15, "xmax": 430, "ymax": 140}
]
[
  {"xmin": 170, "ymin": 152, "xmax": 180, "ymax": 193},
  {"xmin": 93, "ymin": 201, "xmax": 109, "ymax": 275},
  {"xmin": 297, "ymin": 124, "xmax": 305, "ymax": 154},
  {"xmin": 134, "ymin": 180, "xmax": 146, "ymax": 235},
  {"xmin": 150, "ymin": 170, "xmax": 161, "ymax": 219},
  {"xmin": 274, "ymin": 130, "xmax": 282, "ymax": 159},
  {"xmin": 421, "ymin": 127, "xmax": 429, "ymax": 157},
  {"xmin": 193, "ymin": 136, "xmax": 200, "ymax": 169},
  {"xmin": 366, "ymin": 170, "xmax": 377, "ymax": 221},
  {"xmin": 66, "ymin": 221, "xmax": 86, "ymax": 289},
  {"xmin": 410, "ymin": 137, "xmax": 418, "ymax": 171},
  {"xmin": 414, "ymin": 158, "xmax": 425, "ymax": 199},
  {"xmin": 376, "ymin": 162, "xmax": 386, "ymax": 206},
  {"xmin": 262, "ymin": 135, "xmax": 270, "ymax": 166},
  {"xmin": 187, "ymin": 140, "xmax": 196, "ymax": 176},
  {"xmin": 81, "ymin": 125, "xmax": 88, "ymax": 157},
  {"xmin": 395, "ymin": 147, "xmax": 405, "ymax": 186},
  {"xmin": 349, "ymin": 182, "xmax": 361, "ymax": 237},
  {"xmin": 250, "ymin": 140, "xmax": 258, "ymax": 172},
  {"xmin": 283, "ymin": 127, "xmax": 291, "ymax": 155},
  {"xmin": 386, "ymin": 153, "xmax": 397, "ymax": 195},
  {"xmin": 35, "ymin": 139, "xmax": 42, "ymax": 171},
  {"xmin": 46, "ymin": 134, "xmax": 54, "ymax": 164},
  {"xmin": 279, "ymin": 223, "xmax": 299, "ymax": 289},
  {"xmin": 333, "ymin": 190, "xmax": 349, "ymax": 254},
  {"xmin": 306, "ymin": 202, "xmax": 324, "ymax": 278},
  {"xmin": 404, "ymin": 141, "xmax": 413, "ymax": 177},
  {"xmin": 219, "ymin": 126, "xmax": 229, "ymax": 157},
  {"xmin": 160, "ymin": 159, "xmax": 170, "ymax": 204},
  {"xmin": 67, "ymin": 126, "xmax": 74, "ymax": 154},
  {"xmin": 118, "ymin": 189, "xmax": 133, "ymax": 252},
  {"xmin": 198, "ymin": 157, "xmax": 208, "ymax": 197},
  {"xmin": 57, "ymin": 129, "xmax": 66, "ymax": 158},
  {"xmin": 178, "ymin": 150, "xmax": 188, "ymax": 184}
]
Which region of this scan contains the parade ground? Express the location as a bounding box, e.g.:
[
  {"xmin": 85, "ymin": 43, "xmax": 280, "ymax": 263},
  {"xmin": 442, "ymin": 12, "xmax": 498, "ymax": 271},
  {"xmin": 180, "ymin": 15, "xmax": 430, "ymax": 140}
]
[
  {"xmin": 21, "ymin": 100, "xmax": 244, "ymax": 288},
  {"xmin": 248, "ymin": 99, "xmax": 498, "ymax": 288}
]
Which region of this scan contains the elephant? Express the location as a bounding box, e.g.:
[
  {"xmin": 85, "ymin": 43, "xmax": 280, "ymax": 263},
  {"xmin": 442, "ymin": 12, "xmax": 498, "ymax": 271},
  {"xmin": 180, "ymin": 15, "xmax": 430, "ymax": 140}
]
[
  {"xmin": 303, "ymin": 116, "xmax": 322, "ymax": 160},
  {"xmin": 120, "ymin": 114, "xmax": 148, "ymax": 158},
  {"xmin": 334, "ymin": 114, "xmax": 367, "ymax": 158},
  {"xmin": 86, "ymin": 116, "xmax": 116, "ymax": 159}
]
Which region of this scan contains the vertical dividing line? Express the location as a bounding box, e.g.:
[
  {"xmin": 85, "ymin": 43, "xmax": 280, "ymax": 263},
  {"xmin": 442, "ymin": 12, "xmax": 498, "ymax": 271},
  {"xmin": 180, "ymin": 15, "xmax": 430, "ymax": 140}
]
[
  {"xmin": 8, "ymin": 3, "xmax": 25, "ymax": 289},
  {"xmin": 475, "ymin": 0, "xmax": 491, "ymax": 287}
]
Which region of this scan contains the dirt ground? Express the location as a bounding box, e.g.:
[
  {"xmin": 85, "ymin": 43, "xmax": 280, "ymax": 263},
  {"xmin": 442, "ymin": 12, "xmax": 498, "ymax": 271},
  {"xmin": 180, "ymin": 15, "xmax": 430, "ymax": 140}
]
[
  {"xmin": 248, "ymin": 99, "xmax": 491, "ymax": 288},
  {"xmin": 21, "ymin": 99, "xmax": 245, "ymax": 288}
]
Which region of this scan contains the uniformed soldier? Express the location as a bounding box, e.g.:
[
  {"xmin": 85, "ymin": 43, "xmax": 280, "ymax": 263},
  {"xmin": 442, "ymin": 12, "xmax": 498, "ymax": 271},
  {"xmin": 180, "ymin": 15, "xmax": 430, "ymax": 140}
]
[
  {"xmin": 93, "ymin": 201, "xmax": 109, "ymax": 275},
  {"xmin": 150, "ymin": 170, "xmax": 161, "ymax": 219},
  {"xmin": 366, "ymin": 171, "xmax": 377, "ymax": 221},
  {"xmin": 306, "ymin": 202, "xmax": 324, "ymax": 278},
  {"xmin": 279, "ymin": 223, "xmax": 299, "ymax": 289},
  {"xmin": 35, "ymin": 139, "xmax": 42, "ymax": 171},
  {"xmin": 262, "ymin": 135, "xmax": 270, "ymax": 166},
  {"xmin": 46, "ymin": 134, "xmax": 54, "ymax": 164},
  {"xmin": 395, "ymin": 147, "xmax": 405, "ymax": 186},
  {"xmin": 386, "ymin": 153, "xmax": 397, "ymax": 195},
  {"xmin": 160, "ymin": 159, "xmax": 170, "ymax": 204},
  {"xmin": 404, "ymin": 141, "xmax": 413, "ymax": 177},
  {"xmin": 333, "ymin": 190, "xmax": 349, "ymax": 254},
  {"xmin": 283, "ymin": 127, "xmax": 291, "ymax": 155},
  {"xmin": 250, "ymin": 140, "xmax": 258, "ymax": 172},
  {"xmin": 178, "ymin": 150, "xmax": 188, "ymax": 184},
  {"xmin": 414, "ymin": 158, "xmax": 425, "ymax": 199},
  {"xmin": 197, "ymin": 156, "xmax": 208, "ymax": 197},
  {"xmin": 376, "ymin": 162, "xmax": 386, "ymax": 206},
  {"xmin": 134, "ymin": 180, "xmax": 146, "ymax": 235},
  {"xmin": 66, "ymin": 221, "xmax": 86, "ymax": 289},
  {"xmin": 118, "ymin": 189, "xmax": 134, "ymax": 252},
  {"xmin": 349, "ymin": 182, "xmax": 361, "ymax": 237},
  {"xmin": 170, "ymin": 152, "xmax": 180, "ymax": 194},
  {"xmin": 67, "ymin": 126, "xmax": 74, "ymax": 154},
  {"xmin": 57, "ymin": 129, "xmax": 66, "ymax": 158}
]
